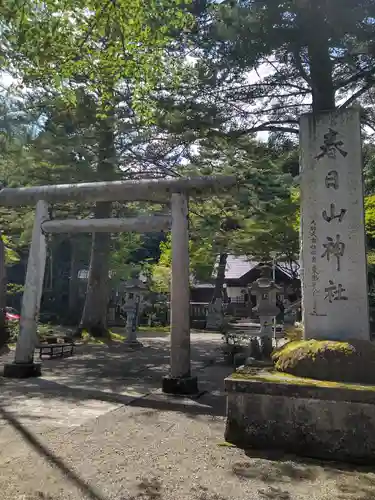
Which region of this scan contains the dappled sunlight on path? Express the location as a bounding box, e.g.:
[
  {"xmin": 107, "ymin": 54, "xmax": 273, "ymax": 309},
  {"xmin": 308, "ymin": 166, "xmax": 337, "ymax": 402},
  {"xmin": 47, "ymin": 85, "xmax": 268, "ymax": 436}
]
[{"xmin": 0, "ymin": 333, "xmax": 375, "ymax": 500}]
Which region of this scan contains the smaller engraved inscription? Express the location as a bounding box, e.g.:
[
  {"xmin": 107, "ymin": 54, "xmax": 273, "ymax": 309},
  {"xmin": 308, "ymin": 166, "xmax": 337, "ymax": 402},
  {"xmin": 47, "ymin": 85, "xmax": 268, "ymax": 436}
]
[
  {"xmin": 310, "ymin": 221, "xmax": 317, "ymax": 264},
  {"xmin": 312, "ymin": 264, "xmax": 319, "ymax": 289},
  {"xmin": 309, "ymin": 220, "xmax": 322, "ymax": 315},
  {"xmin": 324, "ymin": 280, "xmax": 348, "ymax": 303},
  {"xmin": 322, "ymin": 203, "xmax": 347, "ymax": 223},
  {"xmin": 315, "ymin": 128, "xmax": 348, "ymax": 160}
]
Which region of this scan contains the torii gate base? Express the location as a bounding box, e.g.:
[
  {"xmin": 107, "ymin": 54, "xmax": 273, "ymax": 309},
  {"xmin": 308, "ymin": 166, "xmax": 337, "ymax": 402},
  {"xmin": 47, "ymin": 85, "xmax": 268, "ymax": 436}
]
[
  {"xmin": 161, "ymin": 193, "xmax": 198, "ymax": 395},
  {"xmin": 0, "ymin": 176, "xmax": 236, "ymax": 394},
  {"xmin": 3, "ymin": 362, "xmax": 41, "ymax": 378}
]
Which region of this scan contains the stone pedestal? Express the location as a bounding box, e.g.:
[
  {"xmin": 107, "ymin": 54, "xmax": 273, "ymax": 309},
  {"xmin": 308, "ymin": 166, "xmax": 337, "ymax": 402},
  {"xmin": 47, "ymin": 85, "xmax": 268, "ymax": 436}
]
[
  {"xmin": 250, "ymin": 267, "xmax": 281, "ymax": 358},
  {"xmin": 206, "ymin": 298, "xmax": 224, "ymax": 330},
  {"xmin": 300, "ymin": 109, "xmax": 370, "ymax": 340},
  {"xmin": 162, "ymin": 375, "xmax": 198, "ymax": 395},
  {"xmin": 258, "ymin": 316, "xmax": 273, "ymax": 358},
  {"xmin": 163, "ymin": 193, "xmax": 197, "ymax": 394},
  {"xmin": 225, "ymin": 373, "xmax": 375, "ymax": 463},
  {"xmin": 259, "ymin": 316, "xmax": 273, "ymax": 337},
  {"xmin": 4, "ymin": 201, "xmax": 49, "ymax": 378},
  {"xmin": 3, "ymin": 362, "xmax": 41, "ymax": 378},
  {"xmin": 122, "ymin": 278, "xmax": 146, "ymax": 346},
  {"xmin": 123, "ymin": 300, "xmax": 143, "ymax": 347}
]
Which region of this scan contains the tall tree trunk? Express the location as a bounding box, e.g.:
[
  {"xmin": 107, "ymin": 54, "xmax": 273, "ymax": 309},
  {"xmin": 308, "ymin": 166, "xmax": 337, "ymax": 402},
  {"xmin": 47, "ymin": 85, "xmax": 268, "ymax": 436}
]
[
  {"xmin": 0, "ymin": 235, "xmax": 8, "ymax": 349},
  {"xmin": 68, "ymin": 237, "xmax": 80, "ymax": 321},
  {"xmin": 302, "ymin": 1, "xmax": 335, "ymax": 113},
  {"xmin": 79, "ymin": 118, "xmax": 116, "ymax": 337},
  {"xmin": 308, "ymin": 38, "xmax": 335, "ymax": 113},
  {"xmin": 211, "ymin": 253, "xmax": 228, "ymax": 302}
]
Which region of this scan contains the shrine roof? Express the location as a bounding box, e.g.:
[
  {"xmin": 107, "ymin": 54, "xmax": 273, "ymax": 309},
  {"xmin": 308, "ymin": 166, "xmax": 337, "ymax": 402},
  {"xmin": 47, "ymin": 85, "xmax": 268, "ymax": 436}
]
[{"xmin": 212, "ymin": 255, "xmax": 300, "ymax": 281}]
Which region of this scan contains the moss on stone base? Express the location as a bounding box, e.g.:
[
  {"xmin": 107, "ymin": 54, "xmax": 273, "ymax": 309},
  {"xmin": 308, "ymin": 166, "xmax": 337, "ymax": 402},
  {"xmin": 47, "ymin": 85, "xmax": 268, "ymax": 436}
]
[
  {"xmin": 232, "ymin": 369, "xmax": 375, "ymax": 392},
  {"xmin": 271, "ymin": 339, "xmax": 375, "ymax": 385}
]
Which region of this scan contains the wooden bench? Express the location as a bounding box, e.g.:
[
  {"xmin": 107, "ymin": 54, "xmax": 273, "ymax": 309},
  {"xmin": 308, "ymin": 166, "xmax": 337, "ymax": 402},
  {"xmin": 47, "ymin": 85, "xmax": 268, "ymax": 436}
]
[{"xmin": 37, "ymin": 337, "xmax": 75, "ymax": 359}]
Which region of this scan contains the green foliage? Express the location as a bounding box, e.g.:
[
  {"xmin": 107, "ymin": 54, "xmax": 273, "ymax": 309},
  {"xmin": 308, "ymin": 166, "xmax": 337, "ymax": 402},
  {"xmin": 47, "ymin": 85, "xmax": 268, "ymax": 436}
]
[
  {"xmin": 3, "ymin": 235, "xmax": 19, "ymax": 265},
  {"xmin": 188, "ymin": 137, "xmax": 298, "ymax": 266},
  {"xmin": 109, "ymin": 232, "xmax": 144, "ymax": 284},
  {"xmin": 153, "ymin": 0, "xmax": 375, "ymax": 146},
  {"xmin": 365, "ymin": 195, "xmax": 375, "ymax": 243},
  {"xmin": 7, "ymin": 321, "xmax": 55, "ymax": 344},
  {"xmin": 2, "ymin": 0, "xmax": 375, "ymax": 323},
  {"xmin": 231, "ymin": 192, "xmax": 299, "ymax": 263},
  {"xmin": 150, "ymin": 138, "xmax": 299, "ymax": 293},
  {"xmin": 150, "ymin": 235, "xmax": 172, "ymax": 293},
  {"xmin": 7, "ymin": 283, "xmax": 23, "ymax": 295},
  {"xmin": 2, "ymin": 0, "xmax": 193, "ymax": 115}
]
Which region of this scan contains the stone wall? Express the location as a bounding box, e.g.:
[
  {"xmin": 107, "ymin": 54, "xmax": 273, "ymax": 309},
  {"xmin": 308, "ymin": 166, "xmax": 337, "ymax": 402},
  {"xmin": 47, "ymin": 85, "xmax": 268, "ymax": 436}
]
[{"xmin": 225, "ymin": 375, "xmax": 375, "ymax": 463}]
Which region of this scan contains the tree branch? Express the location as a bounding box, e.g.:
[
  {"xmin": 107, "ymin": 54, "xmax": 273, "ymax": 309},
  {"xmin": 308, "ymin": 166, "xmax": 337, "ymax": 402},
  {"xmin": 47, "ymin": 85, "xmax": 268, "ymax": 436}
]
[
  {"xmin": 292, "ymin": 48, "xmax": 311, "ymax": 86},
  {"xmin": 335, "ymin": 66, "xmax": 375, "ymax": 90},
  {"xmin": 340, "ymin": 82, "xmax": 374, "ymax": 109},
  {"xmin": 218, "ymin": 122, "xmax": 300, "ymax": 137}
]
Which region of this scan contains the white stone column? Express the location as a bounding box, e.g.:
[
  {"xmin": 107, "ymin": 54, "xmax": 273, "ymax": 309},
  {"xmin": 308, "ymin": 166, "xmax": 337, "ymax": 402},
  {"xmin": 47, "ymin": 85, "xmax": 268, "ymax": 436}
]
[
  {"xmin": 170, "ymin": 192, "xmax": 191, "ymax": 377},
  {"xmin": 163, "ymin": 192, "xmax": 198, "ymax": 394},
  {"xmin": 15, "ymin": 201, "xmax": 49, "ymax": 364},
  {"xmin": 300, "ymin": 108, "xmax": 369, "ymax": 341}
]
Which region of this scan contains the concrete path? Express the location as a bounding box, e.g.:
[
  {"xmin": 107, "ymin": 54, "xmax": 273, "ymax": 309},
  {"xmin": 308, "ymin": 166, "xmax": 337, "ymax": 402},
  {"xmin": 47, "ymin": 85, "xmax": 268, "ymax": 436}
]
[{"xmin": 0, "ymin": 333, "xmax": 374, "ymax": 500}]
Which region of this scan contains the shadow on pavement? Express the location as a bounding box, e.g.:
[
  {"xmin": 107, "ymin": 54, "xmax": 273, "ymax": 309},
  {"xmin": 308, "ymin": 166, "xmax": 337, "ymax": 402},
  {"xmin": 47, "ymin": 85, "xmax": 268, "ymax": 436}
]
[
  {"xmin": 0, "ymin": 405, "xmax": 107, "ymax": 500},
  {"xmin": 0, "ymin": 334, "xmax": 231, "ymax": 419},
  {"xmin": 0, "ymin": 370, "xmax": 228, "ymax": 419},
  {"xmin": 233, "ymin": 448, "xmax": 375, "ymax": 500}
]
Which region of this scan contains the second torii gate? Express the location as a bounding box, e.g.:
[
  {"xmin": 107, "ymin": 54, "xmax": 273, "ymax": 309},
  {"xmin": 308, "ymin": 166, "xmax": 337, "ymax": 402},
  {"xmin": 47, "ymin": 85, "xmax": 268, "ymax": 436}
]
[{"xmin": 0, "ymin": 176, "xmax": 237, "ymax": 395}]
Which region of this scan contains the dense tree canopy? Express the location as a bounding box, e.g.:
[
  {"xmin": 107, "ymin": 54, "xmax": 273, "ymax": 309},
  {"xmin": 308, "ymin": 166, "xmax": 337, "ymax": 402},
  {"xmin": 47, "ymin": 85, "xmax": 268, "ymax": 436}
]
[{"xmin": 1, "ymin": 0, "xmax": 375, "ymax": 335}]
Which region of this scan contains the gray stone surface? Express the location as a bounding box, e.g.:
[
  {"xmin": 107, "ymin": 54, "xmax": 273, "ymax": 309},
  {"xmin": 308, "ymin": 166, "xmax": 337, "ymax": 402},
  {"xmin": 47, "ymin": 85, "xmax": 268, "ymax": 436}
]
[
  {"xmin": 170, "ymin": 193, "xmax": 191, "ymax": 379},
  {"xmin": 206, "ymin": 298, "xmax": 224, "ymax": 330},
  {"xmin": 225, "ymin": 374, "xmax": 375, "ymax": 463},
  {"xmin": 0, "ymin": 333, "xmax": 375, "ymax": 499},
  {"xmin": 300, "ymin": 108, "xmax": 370, "ymax": 340},
  {"xmin": 15, "ymin": 200, "xmax": 49, "ymax": 364}
]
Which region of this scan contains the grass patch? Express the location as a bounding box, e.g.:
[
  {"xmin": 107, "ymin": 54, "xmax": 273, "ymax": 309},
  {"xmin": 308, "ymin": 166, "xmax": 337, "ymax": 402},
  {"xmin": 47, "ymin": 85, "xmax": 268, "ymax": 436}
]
[
  {"xmin": 81, "ymin": 330, "xmax": 106, "ymax": 344},
  {"xmin": 80, "ymin": 330, "xmax": 126, "ymax": 344},
  {"xmin": 217, "ymin": 441, "xmax": 236, "ymax": 448},
  {"xmin": 231, "ymin": 369, "xmax": 375, "ymax": 392},
  {"xmin": 109, "ymin": 331, "xmax": 126, "ymax": 342},
  {"xmin": 138, "ymin": 326, "xmax": 170, "ymax": 334}
]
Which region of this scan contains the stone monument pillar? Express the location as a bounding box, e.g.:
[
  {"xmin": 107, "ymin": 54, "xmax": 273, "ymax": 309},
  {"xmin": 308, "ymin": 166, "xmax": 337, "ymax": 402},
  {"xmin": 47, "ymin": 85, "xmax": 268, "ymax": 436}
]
[
  {"xmin": 300, "ymin": 108, "xmax": 370, "ymax": 340},
  {"xmin": 162, "ymin": 192, "xmax": 198, "ymax": 395}
]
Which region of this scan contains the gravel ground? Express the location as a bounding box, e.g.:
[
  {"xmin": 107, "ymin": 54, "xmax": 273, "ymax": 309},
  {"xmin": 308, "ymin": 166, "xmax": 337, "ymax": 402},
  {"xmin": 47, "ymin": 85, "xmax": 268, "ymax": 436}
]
[{"xmin": 0, "ymin": 333, "xmax": 375, "ymax": 500}]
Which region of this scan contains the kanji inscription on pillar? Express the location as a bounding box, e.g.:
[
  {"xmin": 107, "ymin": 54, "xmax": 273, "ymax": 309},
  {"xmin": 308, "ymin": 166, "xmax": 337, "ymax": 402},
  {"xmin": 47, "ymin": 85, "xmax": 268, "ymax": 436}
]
[{"xmin": 300, "ymin": 108, "xmax": 369, "ymax": 341}]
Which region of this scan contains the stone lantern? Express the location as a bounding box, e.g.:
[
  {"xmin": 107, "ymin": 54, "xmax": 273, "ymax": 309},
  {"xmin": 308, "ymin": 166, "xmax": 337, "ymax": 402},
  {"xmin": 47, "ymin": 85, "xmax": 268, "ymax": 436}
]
[
  {"xmin": 250, "ymin": 265, "xmax": 282, "ymax": 357},
  {"xmin": 122, "ymin": 278, "xmax": 147, "ymax": 346}
]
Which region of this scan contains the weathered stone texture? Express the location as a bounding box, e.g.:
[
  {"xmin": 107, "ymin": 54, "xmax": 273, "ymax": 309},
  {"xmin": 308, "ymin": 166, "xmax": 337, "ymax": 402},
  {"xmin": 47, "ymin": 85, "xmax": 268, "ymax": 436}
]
[
  {"xmin": 225, "ymin": 376, "xmax": 375, "ymax": 463},
  {"xmin": 300, "ymin": 109, "xmax": 369, "ymax": 340}
]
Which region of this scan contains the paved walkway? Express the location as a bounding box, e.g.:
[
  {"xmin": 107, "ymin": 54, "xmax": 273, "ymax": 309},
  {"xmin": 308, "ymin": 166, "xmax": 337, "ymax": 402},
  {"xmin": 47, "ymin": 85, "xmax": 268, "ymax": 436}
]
[{"xmin": 0, "ymin": 333, "xmax": 374, "ymax": 500}]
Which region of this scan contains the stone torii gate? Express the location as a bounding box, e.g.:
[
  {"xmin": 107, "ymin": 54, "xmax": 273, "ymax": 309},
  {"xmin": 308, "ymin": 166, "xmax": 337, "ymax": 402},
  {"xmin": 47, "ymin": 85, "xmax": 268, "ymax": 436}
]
[{"xmin": 0, "ymin": 176, "xmax": 236, "ymax": 395}]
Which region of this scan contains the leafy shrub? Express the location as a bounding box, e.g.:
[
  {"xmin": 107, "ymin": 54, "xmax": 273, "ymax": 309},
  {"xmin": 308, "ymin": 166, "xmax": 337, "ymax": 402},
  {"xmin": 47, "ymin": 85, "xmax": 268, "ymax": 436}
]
[{"xmin": 7, "ymin": 321, "xmax": 54, "ymax": 343}]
